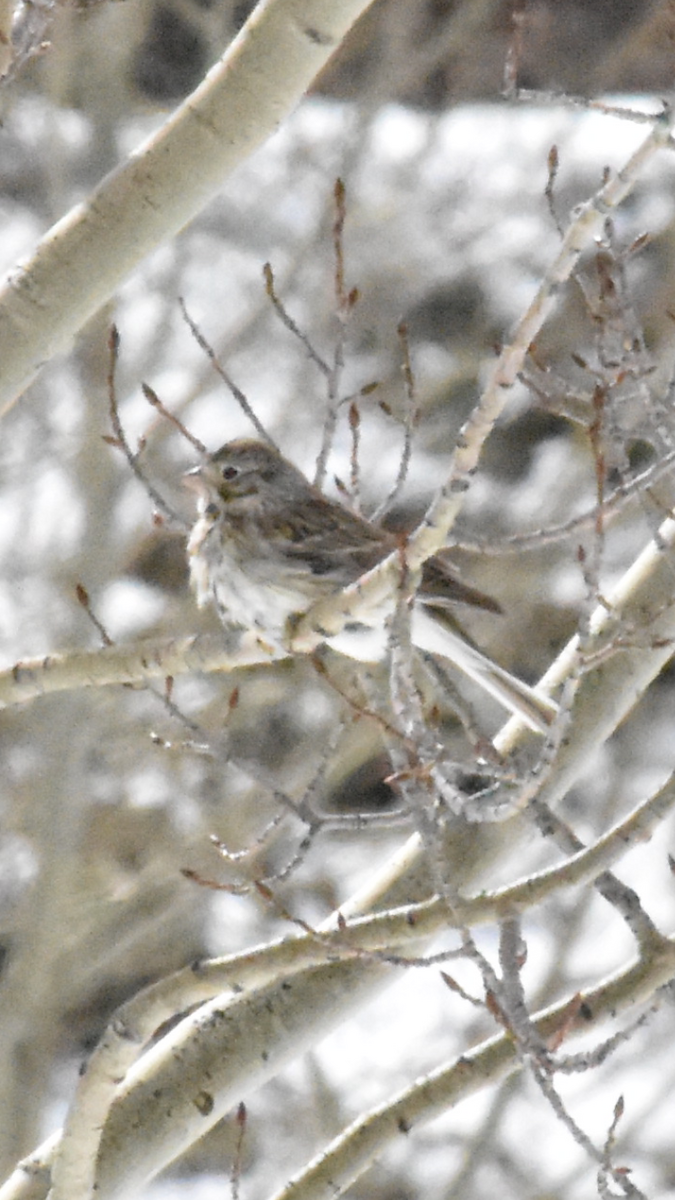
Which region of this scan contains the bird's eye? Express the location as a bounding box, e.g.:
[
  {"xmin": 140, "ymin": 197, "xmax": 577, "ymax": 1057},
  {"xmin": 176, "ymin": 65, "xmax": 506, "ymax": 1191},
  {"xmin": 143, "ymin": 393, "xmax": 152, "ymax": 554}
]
[{"xmin": 221, "ymin": 465, "xmax": 239, "ymax": 481}]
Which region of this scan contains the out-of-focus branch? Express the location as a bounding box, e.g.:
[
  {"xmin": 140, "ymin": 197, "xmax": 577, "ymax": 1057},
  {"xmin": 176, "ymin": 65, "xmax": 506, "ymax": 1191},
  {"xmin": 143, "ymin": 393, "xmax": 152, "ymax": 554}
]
[
  {"xmin": 0, "ymin": 0, "xmax": 376, "ymax": 414},
  {"xmin": 0, "ymin": 0, "xmax": 13, "ymax": 77}
]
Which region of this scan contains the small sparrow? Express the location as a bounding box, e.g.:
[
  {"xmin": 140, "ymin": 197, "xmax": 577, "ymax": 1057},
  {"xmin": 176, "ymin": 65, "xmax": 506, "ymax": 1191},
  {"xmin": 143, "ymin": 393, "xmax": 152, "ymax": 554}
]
[{"xmin": 184, "ymin": 439, "xmax": 557, "ymax": 733}]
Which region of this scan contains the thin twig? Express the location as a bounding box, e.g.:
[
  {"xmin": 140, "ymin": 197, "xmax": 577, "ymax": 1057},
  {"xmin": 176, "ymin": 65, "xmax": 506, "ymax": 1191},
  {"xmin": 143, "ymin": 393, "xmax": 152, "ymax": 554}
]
[
  {"xmin": 141, "ymin": 383, "xmax": 206, "ymax": 455},
  {"xmin": 263, "ymin": 261, "xmax": 331, "ymax": 377},
  {"xmin": 371, "ymin": 322, "xmax": 419, "ymax": 521},
  {"xmin": 178, "ymin": 298, "xmax": 275, "ymax": 445},
  {"xmin": 105, "ymin": 325, "xmax": 181, "ymax": 525}
]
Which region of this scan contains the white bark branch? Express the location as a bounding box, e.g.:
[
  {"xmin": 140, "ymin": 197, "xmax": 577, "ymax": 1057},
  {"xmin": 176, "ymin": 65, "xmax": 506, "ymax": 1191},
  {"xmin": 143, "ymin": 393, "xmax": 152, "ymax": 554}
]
[
  {"xmin": 7, "ymin": 922, "xmax": 675, "ymax": 1200},
  {"xmin": 0, "ymin": 630, "xmax": 281, "ymax": 708},
  {"xmin": 268, "ymin": 941, "xmax": 675, "ymax": 1200},
  {"xmin": 291, "ymin": 107, "xmax": 674, "ymax": 649},
  {"xmin": 81, "ymin": 503, "xmax": 675, "ymax": 1196},
  {"xmin": 3, "ymin": 103, "xmax": 675, "ymax": 1200},
  {"xmin": 0, "ymin": 0, "xmax": 376, "ymax": 414},
  {"xmin": 7, "ymin": 760, "xmax": 675, "ymax": 1199},
  {"xmin": 47, "ymin": 765, "xmax": 675, "ymax": 1200}
]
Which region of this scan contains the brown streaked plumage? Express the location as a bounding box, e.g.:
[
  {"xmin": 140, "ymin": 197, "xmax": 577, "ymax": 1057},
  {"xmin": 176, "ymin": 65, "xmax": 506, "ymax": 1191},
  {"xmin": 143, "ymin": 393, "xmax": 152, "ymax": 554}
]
[{"xmin": 185, "ymin": 439, "xmax": 557, "ymax": 733}]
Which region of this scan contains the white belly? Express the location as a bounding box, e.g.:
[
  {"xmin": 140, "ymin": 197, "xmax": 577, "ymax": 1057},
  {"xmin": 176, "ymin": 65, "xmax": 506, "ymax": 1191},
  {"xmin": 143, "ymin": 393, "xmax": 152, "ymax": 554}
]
[{"xmin": 188, "ymin": 511, "xmax": 309, "ymax": 646}]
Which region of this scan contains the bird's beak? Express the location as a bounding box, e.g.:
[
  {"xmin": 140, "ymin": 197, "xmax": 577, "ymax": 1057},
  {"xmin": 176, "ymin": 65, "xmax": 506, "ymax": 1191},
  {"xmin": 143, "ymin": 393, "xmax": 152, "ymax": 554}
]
[{"xmin": 182, "ymin": 464, "xmax": 207, "ymax": 494}]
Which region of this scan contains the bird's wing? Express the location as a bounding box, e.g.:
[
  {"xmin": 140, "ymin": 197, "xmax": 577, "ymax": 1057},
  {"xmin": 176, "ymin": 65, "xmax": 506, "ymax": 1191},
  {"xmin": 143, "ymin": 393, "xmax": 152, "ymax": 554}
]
[
  {"xmin": 267, "ymin": 494, "xmax": 390, "ymax": 581},
  {"xmin": 420, "ymin": 552, "xmax": 502, "ymax": 614}
]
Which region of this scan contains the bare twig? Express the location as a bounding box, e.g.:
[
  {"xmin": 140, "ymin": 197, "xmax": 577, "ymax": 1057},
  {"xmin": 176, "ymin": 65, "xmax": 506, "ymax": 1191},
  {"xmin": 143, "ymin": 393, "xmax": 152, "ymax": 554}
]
[
  {"xmin": 105, "ymin": 325, "xmax": 181, "ymax": 525},
  {"xmin": 178, "ymin": 298, "xmax": 275, "ymax": 444}
]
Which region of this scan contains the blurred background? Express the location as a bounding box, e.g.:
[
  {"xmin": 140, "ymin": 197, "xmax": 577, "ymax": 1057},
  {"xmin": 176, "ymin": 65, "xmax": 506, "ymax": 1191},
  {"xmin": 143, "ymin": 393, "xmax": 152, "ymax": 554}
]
[{"xmin": 2, "ymin": 2, "xmax": 675, "ymax": 1197}]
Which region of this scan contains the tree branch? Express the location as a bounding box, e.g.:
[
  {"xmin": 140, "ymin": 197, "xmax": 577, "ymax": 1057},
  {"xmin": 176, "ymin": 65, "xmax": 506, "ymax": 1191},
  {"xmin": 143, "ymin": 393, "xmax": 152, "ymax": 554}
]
[{"xmin": 0, "ymin": 0, "xmax": 376, "ymax": 414}]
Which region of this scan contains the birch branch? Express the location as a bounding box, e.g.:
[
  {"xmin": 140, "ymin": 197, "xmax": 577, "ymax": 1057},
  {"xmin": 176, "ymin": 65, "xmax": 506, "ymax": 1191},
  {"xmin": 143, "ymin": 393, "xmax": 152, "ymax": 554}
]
[
  {"xmin": 4, "ymin": 107, "xmax": 675, "ymax": 1200},
  {"xmin": 0, "ymin": 630, "xmax": 281, "ymax": 708},
  {"xmin": 0, "ymin": 0, "xmax": 376, "ymax": 413},
  {"xmin": 80, "ymin": 503, "xmax": 675, "ymax": 1196},
  {"xmin": 268, "ymin": 941, "xmax": 675, "ymax": 1200},
  {"xmin": 291, "ymin": 106, "xmax": 674, "ymax": 650},
  {"xmin": 9, "ymin": 752, "xmax": 675, "ymax": 1198},
  {"xmin": 502, "ymin": 507, "xmax": 675, "ymax": 804},
  {"xmin": 4, "ymin": 481, "xmax": 675, "ymax": 776},
  {"xmin": 48, "ymin": 764, "xmax": 675, "ymax": 1200},
  {"xmin": 6, "ymin": 916, "xmax": 675, "ymax": 1200},
  {"xmin": 1, "ymin": 118, "xmax": 671, "ymax": 720}
]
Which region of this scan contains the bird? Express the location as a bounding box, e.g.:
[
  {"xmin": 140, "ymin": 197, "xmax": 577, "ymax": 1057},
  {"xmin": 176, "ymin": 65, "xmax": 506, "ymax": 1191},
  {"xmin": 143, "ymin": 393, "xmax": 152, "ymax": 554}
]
[{"xmin": 184, "ymin": 438, "xmax": 557, "ymax": 733}]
